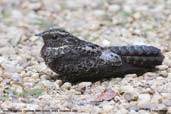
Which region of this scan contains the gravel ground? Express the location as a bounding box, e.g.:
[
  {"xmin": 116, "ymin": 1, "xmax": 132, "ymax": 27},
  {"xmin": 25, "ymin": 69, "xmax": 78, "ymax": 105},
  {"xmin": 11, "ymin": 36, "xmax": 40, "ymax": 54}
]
[{"xmin": 0, "ymin": 0, "xmax": 171, "ymax": 114}]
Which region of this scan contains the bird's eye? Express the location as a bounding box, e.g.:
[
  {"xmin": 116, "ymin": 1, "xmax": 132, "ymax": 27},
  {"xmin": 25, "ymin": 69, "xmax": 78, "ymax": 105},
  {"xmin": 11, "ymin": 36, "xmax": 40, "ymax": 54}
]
[
  {"xmin": 67, "ymin": 38, "xmax": 76, "ymax": 43},
  {"xmin": 52, "ymin": 36, "xmax": 56, "ymax": 39}
]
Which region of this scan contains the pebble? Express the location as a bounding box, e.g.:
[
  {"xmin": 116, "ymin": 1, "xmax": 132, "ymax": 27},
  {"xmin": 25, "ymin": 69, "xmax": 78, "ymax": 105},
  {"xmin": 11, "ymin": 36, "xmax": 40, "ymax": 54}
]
[
  {"xmin": 156, "ymin": 65, "xmax": 168, "ymax": 71},
  {"xmin": 102, "ymin": 103, "xmax": 113, "ymax": 113},
  {"xmin": 30, "ymin": 35, "xmax": 39, "ymax": 42},
  {"xmin": 168, "ymin": 68, "xmax": 171, "ymax": 72},
  {"xmin": 168, "ymin": 73, "xmax": 171, "ymax": 78},
  {"xmin": 143, "ymin": 72, "xmax": 156, "ymax": 77},
  {"xmin": 32, "ymin": 72, "xmax": 39, "ymax": 79},
  {"xmin": 0, "ymin": 47, "xmax": 16, "ymax": 55},
  {"xmin": 55, "ymin": 80, "xmax": 63, "ymax": 86},
  {"xmin": 138, "ymin": 94, "xmax": 151, "ymax": 105},
  {"xmin": 124, "ymin": 92, "xmax": 138, "ymax": 102},
  {"xmin": 159, "ymin": 71, "xmax": 168, "ymax": 78},
  {"xmin": 61, "ymin": 82, "xmax": 72, "ymax": 90},
  {"xmin": 161, "ymin": 93, "xmax": 171, "ymax": 99},
  {"xmin": 121, "ymin": 85, "xmax": 134, "ymax": 93},
  {"xmin": 1, "ymin": 102, "xmax": 25, "ymax": 109},
  {"xmin": 150, "ymin": 94, "xmax": 162, "ymax": 104},
  {"xmin": 93, "ymin": 10, "xmax": 106, "ymax": 18},
  {"xmin": 40, "ymin": 74, "xmax": 51, "ymax": 80},
  {"xmin": 23, "ymin": 104, "xmax": 39, "ymax": 110},
  {"xmin": 129, "ymin": 110, "xmax": 137, "ymax": 113},
  {"xmin": 123, "ymin": 5, "xmax": 132, "ymax": 13},
  {"xmin": 78, "ymin": 82, "xmax": 92, "ymax": 88},
  {"xmin": 168, "ymin": 107, "xmax": 171, "ymax": 113},
  {"xmin": 1, "ymin": 63, "xmax": 22, "ymax": 74},
  {"xmin": 102, "ymin": 39, "xmax": 110, "ymax": 46},
  {"xmin": 108, "ymin": 5, "xmax": 120, "ymax": 13},
  {"xmin": 162, "ymin": 99, "xmax": 171, "ymax": 106},
  {"xmin": 133, "ymin": 12, "xmax": 141, "ymax": 19},
  {"xmin": 125, "ymin": 74, "xmax": 137, "ymax": 78},
  {"xmin": 140, "ymin": 103, "xmax": 157, "ymax": 110},
  {"xmin": 0, "ymin": 77, "xmax": 3, "ymax": 82},
  {"xmin": 156, "ymin": 103, "xmax": 167, "ymax": 111},
  {"xmin": 128, "ymin": 105, "xmax": 139, "ymax": 111},
  {"xmin": 0, "ymin": 38, "xmax": 8, "ymax": 47},
  {"xmin": 11, "ymin": 84, "xmax": 23, "ymax": 94},
  {"xmin": 116, "ymin": 108, "xmax": 128, "ymax": 114}
]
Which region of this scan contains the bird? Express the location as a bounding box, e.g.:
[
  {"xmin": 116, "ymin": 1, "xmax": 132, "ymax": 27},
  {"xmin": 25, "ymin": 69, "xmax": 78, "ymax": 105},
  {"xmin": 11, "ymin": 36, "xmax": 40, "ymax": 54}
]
[{"xmin": 36, "ymin": 28, "xmax": 164, "ymax": 82}]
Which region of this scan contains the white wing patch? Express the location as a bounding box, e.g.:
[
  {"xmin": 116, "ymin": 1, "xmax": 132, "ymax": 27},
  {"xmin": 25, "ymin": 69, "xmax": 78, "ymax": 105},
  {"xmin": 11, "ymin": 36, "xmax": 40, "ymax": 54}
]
[{"xmin": 100, "ymin": 50, "xmax": 122, "ymax": 66}]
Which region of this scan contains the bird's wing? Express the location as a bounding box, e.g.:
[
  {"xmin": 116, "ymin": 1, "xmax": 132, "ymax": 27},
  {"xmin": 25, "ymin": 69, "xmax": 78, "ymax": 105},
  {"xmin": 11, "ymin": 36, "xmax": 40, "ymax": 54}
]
[
  {"xmin": 43, "ymin": 44, "xmax": 123, "ymax": 80},
  {"xmin": 44, "ymin": 44, "xmax": 122, "ymax": 66},
  {"xmin": 41, "ymin": 44, "xmax": 99, "ymax": 64}
]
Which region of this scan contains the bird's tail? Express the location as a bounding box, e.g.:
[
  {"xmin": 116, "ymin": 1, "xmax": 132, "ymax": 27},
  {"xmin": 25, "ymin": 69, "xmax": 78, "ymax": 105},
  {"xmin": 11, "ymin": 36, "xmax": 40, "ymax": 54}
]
[{"xmin": 109, "ymin": 45, "xmax": 164, "ymax": 68}]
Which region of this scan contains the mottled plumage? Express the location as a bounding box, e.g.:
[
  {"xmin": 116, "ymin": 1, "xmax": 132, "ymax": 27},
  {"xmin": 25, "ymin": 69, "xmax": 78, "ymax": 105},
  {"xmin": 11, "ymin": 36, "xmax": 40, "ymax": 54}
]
[{"xmin": 36, "ymin": 28, "xmax": 164, "ymax": 82}]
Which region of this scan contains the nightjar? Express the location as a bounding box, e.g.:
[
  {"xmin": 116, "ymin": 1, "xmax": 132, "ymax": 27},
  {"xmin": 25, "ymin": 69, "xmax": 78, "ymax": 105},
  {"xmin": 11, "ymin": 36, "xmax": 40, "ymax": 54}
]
[{"xmin": 36, "ymin": 28, "xmax": 164, "ymax": 82}]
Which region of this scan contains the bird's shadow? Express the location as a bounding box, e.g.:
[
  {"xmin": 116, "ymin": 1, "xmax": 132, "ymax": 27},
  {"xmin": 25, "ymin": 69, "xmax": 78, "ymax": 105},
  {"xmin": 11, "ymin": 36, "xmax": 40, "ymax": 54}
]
[{"xmin": 45, "ymin": 68, "xmax": 157, "ymax": 85}]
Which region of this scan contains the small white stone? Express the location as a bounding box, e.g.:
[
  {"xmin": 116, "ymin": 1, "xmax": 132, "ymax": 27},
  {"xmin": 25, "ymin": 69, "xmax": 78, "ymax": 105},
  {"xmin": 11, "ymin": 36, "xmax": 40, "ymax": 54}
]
[
  {"xmin": 0, "ymin": 77, "xmax": 3, "ymax": 82},
  {"xmin": 115, "ymin": 108, "xmax": 128, "ymax": 114},
  {"xmin": 40, "ymin": 74, "xmax": 50, "ymax": 80},
  {"xmin": 124, "ymin": 92, "xmax": 138, "ymax": 102},
  {"xmin": 138, "ymin": 94, "xmax": 151, "ymax": 105},
  {"xmin": 24, "ymin": 104, "xmax": 39, "ymax": 110},
  {"xmin": 0, "ymin": 47, "xmax": 15, "ymax": 55},
  {"xmin": 11, "ymin": 10, "xmax": 23, "ymax": 20},
  {"xmin": 161, "ymin": 93, "xmax": 171, "ymax": 99},
  {"xmin": 159, "ymin": 71, "xmax": 168, "ymax": 78},
  {"xmin": 102, "ymin": 103, "xmax": 113, "ymax": 113},
  {"xmin": 163, "ymin": 99, "xmax": 171, "ymax": 106},
  {"xmin": 133, "ymin": 12, "xmax": 141, "ymax": 19},
  {"xmin": 11, "ymin": 84, "xmax": 23, "ymax": 94},
  {"xmin": 32, "ymin": 73, "xmax": 39, "ymax": 79},
  {"xmin": 168, "ymin": 68, "xmax": 171, "ymax": 73},
  {"xmin": 143, "ymin": 72, "xmax": 156, "ymax": 77},
  {"xmin": 168, "ymin": 107, "xmax": 171, "ymax": 113},
  {"xmin": 125, "ymin": 74, "xmax": 137, "ymax": 78},
  {"xmin": 123, "ymin": 5, "xmax": 132, "ymax": 13},
  {"xmin": 121, "ymin": 85, "xmax": 134, "ymax": 93},
  {"xmin": 157, "ymin": 103, "xmax": 166, "ymax": 110},
  {"xmin": 1, "ymin": 102, "xmax": 25, "ymax": 109},
  {"xmin": 55, "ymin": 80, "xmax": 63, "ymax": 86},
  {"xmin": 168, "ymin": 73, "xmax": 171, "ymax": 78},
  {"xmin": 7, "ymin": 28, "xmax": 22, "ymax": 46},
  {"xmin": 78, "ymin": 82, "xmax": 92, "ymax": 88},
  {"xmin": 102, "ymin": 39, "xmax": 110, "ymax": 46},
  {"xmin": 61, "ymin": 82, "xmax": 72, "ymax": 90},
  {"xmin": 150, "ymin": 94, "xmax": 162, "ymax": 103},
  {"xmin": 108, "ymin": 5, "xmax": 120, "ymax": 12},
  {"xmin": 30, "ymin": 35, "xmax": 39, "ymax": 42},
  {"xmin": 93, "ymin": 10, "xmax": 106, "ymax": 17},
  {"xmin": 0, "ymin": 57, "xmax": 23, "ymax": 73},
  {"xmin": 156, "ymin": 65, "xmax": 168, "ymax": 70}
]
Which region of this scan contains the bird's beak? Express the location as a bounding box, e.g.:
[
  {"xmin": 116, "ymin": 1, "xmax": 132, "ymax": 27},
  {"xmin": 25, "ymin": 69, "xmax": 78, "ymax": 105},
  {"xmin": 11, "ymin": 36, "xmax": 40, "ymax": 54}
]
[{"xmin": 35, "ymin": 32, "xmax": 43, "ymax": 37}]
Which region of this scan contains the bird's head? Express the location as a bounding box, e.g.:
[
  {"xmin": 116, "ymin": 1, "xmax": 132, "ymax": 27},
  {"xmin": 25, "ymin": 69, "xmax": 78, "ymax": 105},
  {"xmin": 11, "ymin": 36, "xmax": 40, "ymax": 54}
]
[
  {"xmin": 36, "ymin": 28, "xmax": 71, "ymax": 42},
  {"xmin": 36, "ymin": 28, "xmax": 80, "ymax": 46},
  {"xmin": 36, "ymin": 29, "xmax": 79, "ymax": 46},
  {"xmin": 36, "ymin": 28, "xmax": 83, "ymax": 47}
]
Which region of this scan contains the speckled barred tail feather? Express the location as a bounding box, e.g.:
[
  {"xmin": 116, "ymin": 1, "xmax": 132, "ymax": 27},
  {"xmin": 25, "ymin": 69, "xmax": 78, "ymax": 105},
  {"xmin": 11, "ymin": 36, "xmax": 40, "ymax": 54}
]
[
  {"xmin": 108, "ymin": 45, "xmax": 160, "ymax": 56},
  {"xmin": 109, "ymin": 45, "xmax": 164, "ymax": 67}
]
